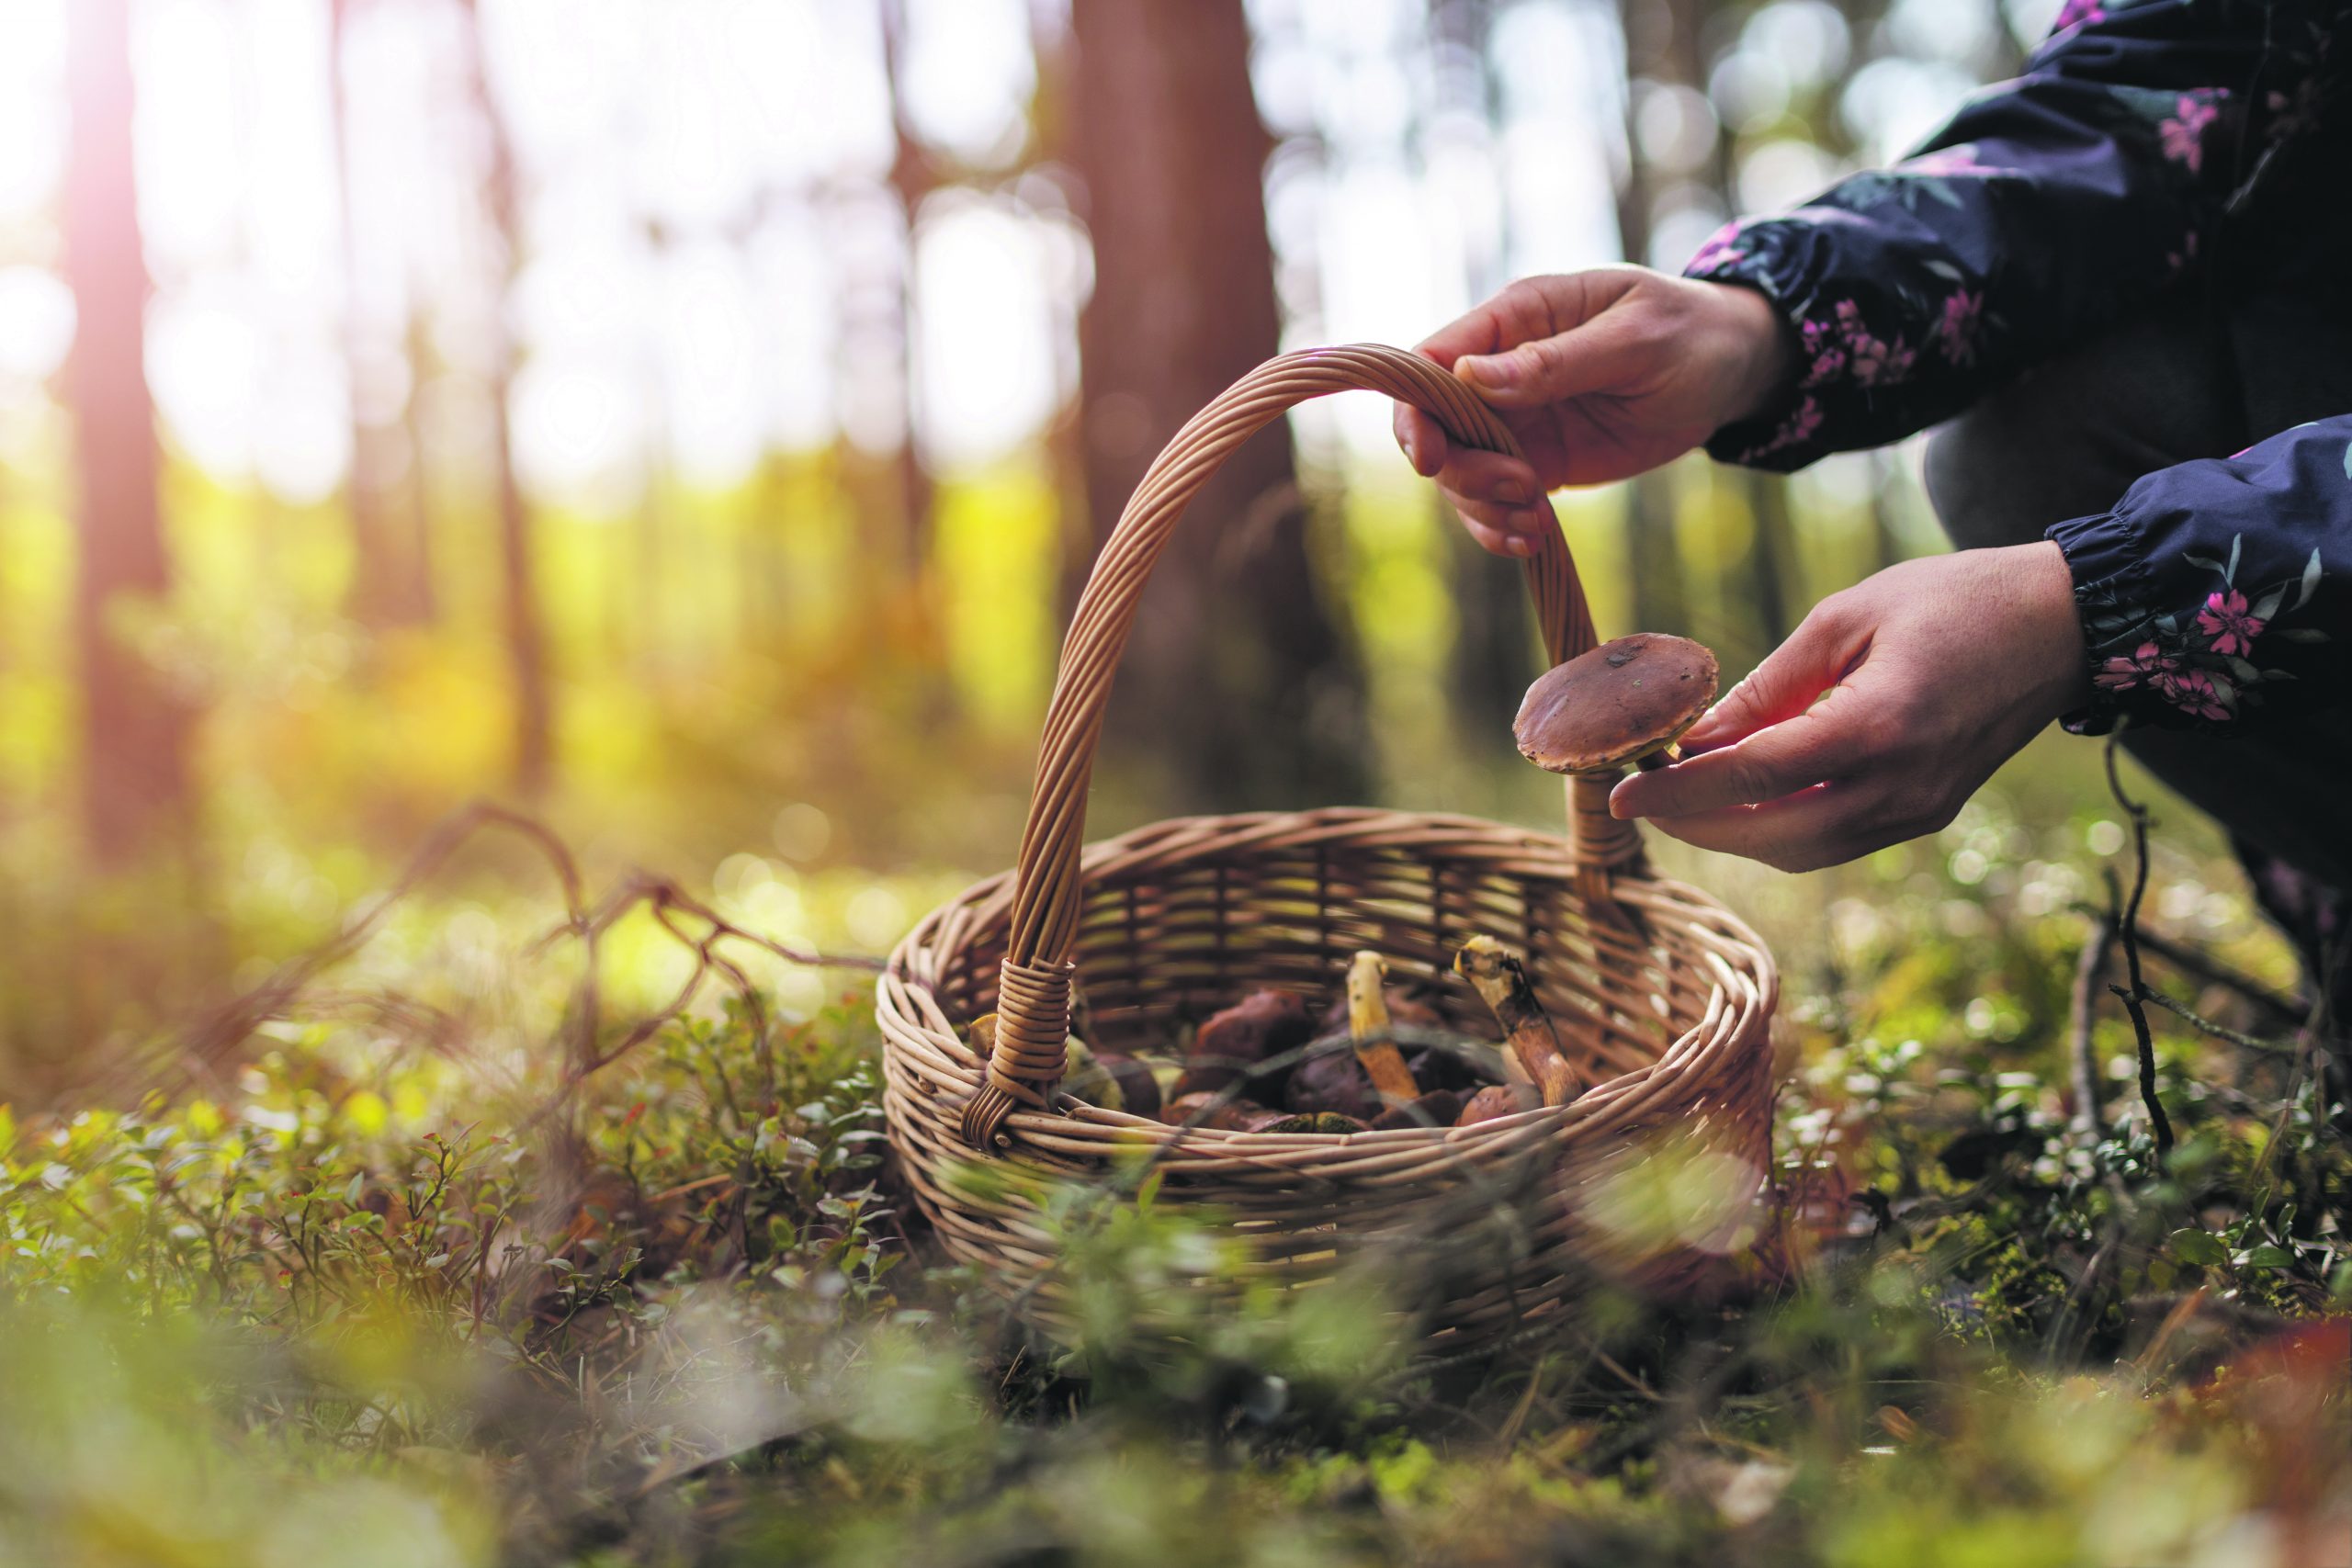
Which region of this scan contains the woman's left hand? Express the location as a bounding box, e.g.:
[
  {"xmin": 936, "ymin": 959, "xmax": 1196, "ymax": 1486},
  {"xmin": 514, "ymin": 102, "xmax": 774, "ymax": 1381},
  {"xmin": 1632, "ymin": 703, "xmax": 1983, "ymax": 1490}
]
[{"xmin": 1609, "ymin": 542, "xmax": 2093, "ymax": 872}]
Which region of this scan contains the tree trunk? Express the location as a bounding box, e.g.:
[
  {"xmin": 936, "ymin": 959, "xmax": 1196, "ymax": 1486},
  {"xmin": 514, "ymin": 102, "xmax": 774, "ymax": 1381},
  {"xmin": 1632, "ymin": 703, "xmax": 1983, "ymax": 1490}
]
[
  {"xmin": 1610, "ymin": 0, "xmax": 1690, "ymax": 639},
  {"xmin": 1618, "ymin": 113, "xmax": 1693, "ymax": 634},
  {"xmin": 1676, "ymin": 0, "xmax": 1799, "ymax": 654},
  {"xmin": 459, "ymin": 0, "xmax": 552, "ymax": 797},
  {"xmin": 330, "ymin": 0, "xmax": 428, "ymax": 626},
  {"xmin": 878, "ymin": 0, "xmax": 937, "ymax": 584},
  {"xmin": 1431, "ymin": 0, "xmax": 1539, "ymax": 728},
  {"xmin": 64, "ymin": 0, "xmax": 191, "ymax": 863},
  {"xmin": 1067, "ymin": 0, "xmax": 1361, "ymax": 810},
  {"xmin": 400, "ymin": 309, "xmax": 439, "ymax": 620}
]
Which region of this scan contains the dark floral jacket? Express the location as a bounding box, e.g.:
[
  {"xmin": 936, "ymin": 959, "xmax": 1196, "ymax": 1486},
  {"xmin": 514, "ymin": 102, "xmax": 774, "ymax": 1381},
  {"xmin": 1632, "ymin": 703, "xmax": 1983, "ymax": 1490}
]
[{"xmin": 1683, "ymin": 0, "xmax": 2351, "ymax": 736}]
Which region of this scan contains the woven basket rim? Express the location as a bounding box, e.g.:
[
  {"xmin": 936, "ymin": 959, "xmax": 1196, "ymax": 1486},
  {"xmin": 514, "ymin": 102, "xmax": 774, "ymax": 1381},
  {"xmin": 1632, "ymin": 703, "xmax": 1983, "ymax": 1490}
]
[{"xmin": 881, "ymin": 805, "xmax": 1777, "ymax": 1157}]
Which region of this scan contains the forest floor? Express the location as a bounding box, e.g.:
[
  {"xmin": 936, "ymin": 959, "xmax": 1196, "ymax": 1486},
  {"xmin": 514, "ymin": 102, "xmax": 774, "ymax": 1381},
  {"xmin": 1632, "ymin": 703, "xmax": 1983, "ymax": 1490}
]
[{"xmin": 1, "ymin": 739, "xmax": 2346, "ymax": 1568}]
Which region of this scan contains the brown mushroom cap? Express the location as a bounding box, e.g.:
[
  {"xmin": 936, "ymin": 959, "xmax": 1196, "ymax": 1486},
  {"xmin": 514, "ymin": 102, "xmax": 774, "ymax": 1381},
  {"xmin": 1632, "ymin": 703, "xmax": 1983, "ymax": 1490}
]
[{"xmin": 1512, "ymin": 633, "xmax": 1719, "ymax": 774}]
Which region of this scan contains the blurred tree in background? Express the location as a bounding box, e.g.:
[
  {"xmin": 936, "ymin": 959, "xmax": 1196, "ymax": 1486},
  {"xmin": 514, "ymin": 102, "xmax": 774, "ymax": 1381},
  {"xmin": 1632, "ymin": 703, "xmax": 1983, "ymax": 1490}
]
[
  {"xmin": 0, "ymin": 0, "xmax": 2067, "ymax": 1086},
  {"xmin": 64, "ymin": 0, "xmax": 190, "ymax": 864},
  {"xmin": 1069, "ymin": 0, "xmax": 1364, "ymax": 809}
]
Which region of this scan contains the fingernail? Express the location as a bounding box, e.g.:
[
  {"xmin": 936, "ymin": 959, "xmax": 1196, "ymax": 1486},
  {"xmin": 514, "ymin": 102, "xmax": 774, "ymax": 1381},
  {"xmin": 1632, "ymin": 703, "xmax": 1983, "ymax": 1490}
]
[
  {"xmin": 1402, "ymin": 433, "xmax": 1421, "ymax": 469},
  {"xmin": 1608, "ymin": 782, "xmax": 1636, "ymax": 819},
  {"xmin": 1496, "ymin": 479, "xmax": 1531, "ymax": 505},
  {"xmin": 1681, "ymin": 699, "xmax": 1732, "ymax": 746},
  {"xmin": 1506, "ymin": 535, "xmax": 1532, "ymax": 558}
]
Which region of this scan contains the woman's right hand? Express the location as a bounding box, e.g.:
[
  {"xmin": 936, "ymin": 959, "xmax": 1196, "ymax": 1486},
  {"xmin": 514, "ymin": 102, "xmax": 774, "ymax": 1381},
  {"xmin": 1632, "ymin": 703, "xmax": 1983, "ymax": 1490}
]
[{"xmin": 1394, "ymin": 267, "xmax": 1795, "ymax": 556}]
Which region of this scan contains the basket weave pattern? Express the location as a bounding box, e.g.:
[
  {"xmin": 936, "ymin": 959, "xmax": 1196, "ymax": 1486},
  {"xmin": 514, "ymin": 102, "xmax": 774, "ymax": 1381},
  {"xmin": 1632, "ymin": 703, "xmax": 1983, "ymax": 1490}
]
[{"xmin": 877, "ymin": 345, "xmax": 1778, "ymax": 1345}]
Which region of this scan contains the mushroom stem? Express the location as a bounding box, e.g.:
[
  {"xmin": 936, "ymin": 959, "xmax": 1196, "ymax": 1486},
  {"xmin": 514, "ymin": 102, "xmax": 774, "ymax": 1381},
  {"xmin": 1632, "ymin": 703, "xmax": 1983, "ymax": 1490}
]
[
  {"xmin": 1346, "ymin": 952, "xmax": 1421, "ymax": 1104},
  {"xmin": 1453, "ymin": 936, "xmax": 1581, "ymax": 1106}
]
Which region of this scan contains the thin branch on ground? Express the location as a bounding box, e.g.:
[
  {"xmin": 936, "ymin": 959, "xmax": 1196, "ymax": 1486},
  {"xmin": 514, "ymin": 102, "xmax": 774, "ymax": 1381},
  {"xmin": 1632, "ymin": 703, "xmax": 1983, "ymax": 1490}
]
[
  {"xmin": 136, "ymin": 800, "xmax": 883, "ymax": 1111},
  {"xmin": 2064, "ymin": 900, "xmax": 2306, "ymax": 1026},
  {"xmin": 2137, "ymin": 989, "xmax": 2297, "ymax": 1056},
  {"xmin": 2102, "ymin": 739, "xmax": 2174, "ymax": 1156},
  {"xmin": 2069, "ymin": 881, "xmax": 2118, "ymax": 1137}
]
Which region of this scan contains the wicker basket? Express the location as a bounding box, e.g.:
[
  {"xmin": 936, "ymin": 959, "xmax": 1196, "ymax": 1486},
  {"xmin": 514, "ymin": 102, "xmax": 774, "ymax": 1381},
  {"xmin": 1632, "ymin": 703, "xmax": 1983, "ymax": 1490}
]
[{"xmin": 877, "ymin": 344, "xmax": 1778, "ymax": 1348}]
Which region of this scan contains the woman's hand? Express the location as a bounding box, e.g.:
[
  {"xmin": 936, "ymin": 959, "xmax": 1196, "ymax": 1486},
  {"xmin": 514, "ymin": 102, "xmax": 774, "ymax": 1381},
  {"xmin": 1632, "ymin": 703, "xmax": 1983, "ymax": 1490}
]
[
  {"xmin": 1394, "ymin": 267, "xmax": 1794, "ymax": 557},
  {"xmin": 1609, "ymin": 543, "xmax": 2094, "ymax": 873}
]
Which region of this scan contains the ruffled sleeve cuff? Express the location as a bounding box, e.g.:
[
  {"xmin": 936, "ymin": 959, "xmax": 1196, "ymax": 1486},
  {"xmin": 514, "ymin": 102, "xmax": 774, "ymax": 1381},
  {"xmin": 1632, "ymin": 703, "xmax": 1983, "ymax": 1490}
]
[
  {"xmin": 1686, "ymin": 214, "xmax": 1993, "ymax": 472},
  {"xmin": 2045, "ymin": 498, "xmax": 2327, "ymax": 738},
  {"xmin": 2046, "ymin": 509, "xmax": 2154, "ymax": 735},
  {"xmin": 1686, "ymin": 225, "xmax": 1834, "ymax": 472}
]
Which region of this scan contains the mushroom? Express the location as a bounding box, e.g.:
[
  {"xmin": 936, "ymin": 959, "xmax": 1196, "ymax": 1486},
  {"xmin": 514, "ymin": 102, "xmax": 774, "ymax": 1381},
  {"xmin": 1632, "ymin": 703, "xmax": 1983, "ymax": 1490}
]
[
  {"xmin": 1513, "ymin": 632, "xmax": 1718, "ymax": 776},
  {"xmin": 1062, "ymin": 1035, "xmax": 1110, "ymax": 1104},
  {"xmin": 1453, "ymin": 935, "xmax": 1582, "ymax": 1106},
  {"xmin": 1345, "ymin": 952, "xmax": 1422, "ymax": 1106},
  {"xmin": 1161, "ymin": 1091, "xmax": 1270, "ymax": 1132},
  {"xmin": 1062, "ymin": 1037, "xmax": 1162, "ymax": 1118},
  {"xmin": 1368, "ymin": 1089, "xmax": 1464, "ymax": 1131},
  {"xmin": 1454, "ymin": 1083, "xmax": 1540, "ymax": 1126},
  {"xmin": 1184, "ymin": 988, "xmax": 1316, "ymax": 1096},
  {"xmin": 1319, "ymin": 983, "xmax": 1442, "ymax": 1036},
  {"xmin": 1281, "ymin": 1050, "xmax": 1380, "ymax": 1120},
  {"xmin": 1099, "ymin": 1055, "xmax": 1161, "ymax": 1119},
  {"xmin": 1405, "ymin": 1045, "xmax": 1485, "ymax": 1095}
]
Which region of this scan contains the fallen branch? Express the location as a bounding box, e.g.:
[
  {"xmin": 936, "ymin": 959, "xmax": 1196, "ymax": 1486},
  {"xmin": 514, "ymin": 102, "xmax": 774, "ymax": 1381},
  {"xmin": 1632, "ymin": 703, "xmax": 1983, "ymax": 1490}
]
[
  {"xmin": 2103, "ymin": 739, "xmax": 2175, "ymax": 1156},
  {"xmin": 133, "ymin": 801, "xmax": 882, "ymax": 1110},
  {"xmin": 2068, "ymin": 886, "xmax": 2117, "ymax": 1137},
  {"xmin": 2065, "ymin": 900, "xmax": 2304, "ymax": 1027},
  {"xmin": 2137, "ymin": 988, "xmax": 2298, "ymax": 1056}
]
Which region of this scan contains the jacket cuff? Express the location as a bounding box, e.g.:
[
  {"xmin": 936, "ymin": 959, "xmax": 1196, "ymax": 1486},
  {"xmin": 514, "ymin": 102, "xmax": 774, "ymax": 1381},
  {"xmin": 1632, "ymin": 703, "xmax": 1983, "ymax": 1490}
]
[
  {"xmin": 2048, "ymin": 507, "xmax": 2155, "ymax": 610},
  {"xmin": 2046, "ymin": 506, "xmax": 2251, "ymax": 736},
  {"xmin": 1686, "ymin": 225, "xmax": 1829, "ymax": 471}
]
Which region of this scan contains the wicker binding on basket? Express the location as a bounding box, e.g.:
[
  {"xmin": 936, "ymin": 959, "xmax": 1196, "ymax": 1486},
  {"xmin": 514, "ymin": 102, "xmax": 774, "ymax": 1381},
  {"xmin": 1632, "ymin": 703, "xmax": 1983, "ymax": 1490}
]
[{"xmin": 877, "ymin": 344, "xmax": 1778, "ymax": 1347}]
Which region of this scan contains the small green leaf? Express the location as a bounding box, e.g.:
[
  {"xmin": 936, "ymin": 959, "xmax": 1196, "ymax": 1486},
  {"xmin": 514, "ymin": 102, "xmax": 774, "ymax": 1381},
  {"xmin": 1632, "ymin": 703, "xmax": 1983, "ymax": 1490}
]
[
  {"xmin": 2291, "ymin": 546, "xmax": 2324, "ymax": 610},
  {"xmin": 2236, "ymin": 1243, "xmax": 2295, "ymax": 1270},
  {"xmin": 2168, "ymin": 1227, "xmax": 2229, "ymax": 1266}
]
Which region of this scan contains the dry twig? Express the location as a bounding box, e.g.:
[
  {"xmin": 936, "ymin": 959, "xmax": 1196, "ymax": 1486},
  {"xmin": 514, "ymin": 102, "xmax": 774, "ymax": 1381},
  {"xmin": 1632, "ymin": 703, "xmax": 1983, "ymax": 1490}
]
[{"xmin": 2101, "ymin": 739, "xmax": 2175, "ymax": 1156}]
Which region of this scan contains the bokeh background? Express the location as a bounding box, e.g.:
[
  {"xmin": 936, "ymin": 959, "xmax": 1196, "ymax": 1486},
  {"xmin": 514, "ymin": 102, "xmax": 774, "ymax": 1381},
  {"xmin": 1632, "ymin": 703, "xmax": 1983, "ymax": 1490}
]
[
  {"xmin": 9, "ymin": 11, "xmax": 2345, "ymax": 1562},
  {"xmin": 5, "ymin": 0, "xmax": 2199, "ymax": 1093}
]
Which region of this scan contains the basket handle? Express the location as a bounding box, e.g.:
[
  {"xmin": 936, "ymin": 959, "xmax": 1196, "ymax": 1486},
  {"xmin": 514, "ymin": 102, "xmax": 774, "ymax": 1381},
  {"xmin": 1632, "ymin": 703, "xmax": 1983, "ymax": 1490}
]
[{"xmin": 963, "ymin": 344, "xmax": 1631, "ymax": 1149}]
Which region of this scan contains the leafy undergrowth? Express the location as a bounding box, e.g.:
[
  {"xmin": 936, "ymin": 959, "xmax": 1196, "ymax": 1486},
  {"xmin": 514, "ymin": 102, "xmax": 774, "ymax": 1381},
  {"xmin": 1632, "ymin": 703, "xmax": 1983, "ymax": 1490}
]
[{"xmin": 2, "ymin": 808, "xmax": 2347, "ymax": 1567}]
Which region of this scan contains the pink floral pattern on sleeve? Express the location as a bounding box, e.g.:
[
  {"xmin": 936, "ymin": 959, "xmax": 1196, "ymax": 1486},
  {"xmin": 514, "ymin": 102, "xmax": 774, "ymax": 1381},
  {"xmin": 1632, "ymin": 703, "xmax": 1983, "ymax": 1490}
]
[
  {"xmin": 2195, "ymin": 588, "xmax": 2266, "ymax": 654},
  {"xmin": 2070, "ymin": 531, "xmax": 2330, "ymax": 730},
  {"xmin": 1679, "ymin": 0, "xmax": 2346, "ymax": 475},
  {"xmin": 2159, "ymin": 92, "xmax": 2222, "ymax": 172},
  {"xmin": 2054, "ymin": 414, "xmax": 2352, "ymax": 739}
]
